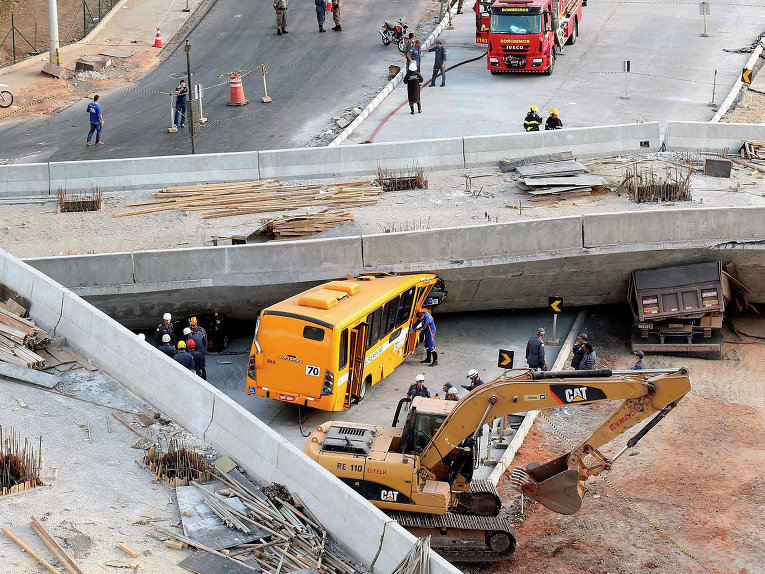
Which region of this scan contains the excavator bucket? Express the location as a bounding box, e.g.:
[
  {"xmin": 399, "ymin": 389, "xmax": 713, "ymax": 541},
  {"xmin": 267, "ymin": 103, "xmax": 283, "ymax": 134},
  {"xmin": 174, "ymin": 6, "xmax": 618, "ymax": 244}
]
[{"xmin": 509, "ymin": 453, "xmax": 583, "ymax": 515}]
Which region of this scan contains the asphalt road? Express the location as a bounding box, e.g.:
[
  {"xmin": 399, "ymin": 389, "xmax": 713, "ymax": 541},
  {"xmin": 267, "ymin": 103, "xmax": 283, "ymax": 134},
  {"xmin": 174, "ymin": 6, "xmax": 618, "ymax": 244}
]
[{"xmin": 0, "ymin": 0, "xmax": 428, "ymax": 163}]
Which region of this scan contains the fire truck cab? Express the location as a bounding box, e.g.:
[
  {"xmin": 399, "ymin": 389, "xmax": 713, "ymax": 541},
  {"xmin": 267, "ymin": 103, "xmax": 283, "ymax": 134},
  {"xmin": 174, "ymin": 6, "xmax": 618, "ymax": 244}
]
[
  {"xmin": 486, "ymin": 0, "xmax": 582, "ymax": 74},
  {"xmin": 474, "ymin": 0, "xmax": 493, "ymax": 44}
]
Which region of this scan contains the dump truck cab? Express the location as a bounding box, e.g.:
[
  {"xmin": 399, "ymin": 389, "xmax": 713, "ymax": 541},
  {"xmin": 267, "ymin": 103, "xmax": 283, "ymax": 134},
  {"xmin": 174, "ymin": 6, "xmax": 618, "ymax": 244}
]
[{"xmin": 628, "ymin": 261, "xmax": 728, "ymax": 358}]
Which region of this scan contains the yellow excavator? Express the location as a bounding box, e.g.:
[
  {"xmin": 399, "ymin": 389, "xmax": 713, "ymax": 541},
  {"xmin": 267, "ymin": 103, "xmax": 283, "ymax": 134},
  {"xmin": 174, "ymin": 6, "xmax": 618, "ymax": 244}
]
[{"xmin": 303, "ymin": 368, "xmax": 691, "ymax": 561}]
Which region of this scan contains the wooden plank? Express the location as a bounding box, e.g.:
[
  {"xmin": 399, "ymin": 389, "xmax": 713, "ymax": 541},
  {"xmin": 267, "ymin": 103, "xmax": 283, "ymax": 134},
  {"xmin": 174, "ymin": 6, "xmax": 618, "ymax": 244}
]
[
  {"xmin": 0, "ymin": 360, "xmax": 59, "ymax": 388},
  {"xmin": 1, "ymin": 298, "xmax": 26, "ymax": 316},
  {"xmin": 2, "ymin": 527, "xmax": 63, "ymax": 574},
  {"xmin": 30, "ymin": 516, "xmax": 86, "ymax": 574},
  {"xmin": 36, "ymin": 349, "xmax": 62, "ymax": 367},
  {"xmin": 515, "ymin": 160, "xmax": 588, "ymax": 177}
]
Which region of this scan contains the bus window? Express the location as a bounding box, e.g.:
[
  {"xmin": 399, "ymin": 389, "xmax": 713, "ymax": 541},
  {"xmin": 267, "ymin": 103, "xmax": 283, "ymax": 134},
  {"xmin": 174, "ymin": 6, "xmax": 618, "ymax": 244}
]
[
  {"xmin": 382, "ymin": 295, "xmax": 400, "ymax": 336},
  {"xmin": 396, "ymin": 287, "xmax": 416, "ymax": 328},
  {"xmin": 339, "ymin": 329, "xmax": 349, "ymax": 369},
  {"xmin": 303, "ymin": 325, "xmax": 325, "ymax": 341},
  {"xmin": 367, "ymin": 307, "xmax": 383, "ymax": 348}
]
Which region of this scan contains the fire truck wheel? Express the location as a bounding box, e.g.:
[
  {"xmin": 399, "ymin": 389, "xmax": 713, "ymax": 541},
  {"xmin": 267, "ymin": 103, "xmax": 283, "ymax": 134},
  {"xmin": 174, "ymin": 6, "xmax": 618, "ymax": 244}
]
[
  {"xmin": 545, "ymin": 50, "xmax": 556, "ymax": 75},
  {"xmin": 567, "ymin": 18, "xmax": 578, "ymax": 45},
  {"xmin": 490, "ymin": 70, "xmax": 501, "ymax": 75}
]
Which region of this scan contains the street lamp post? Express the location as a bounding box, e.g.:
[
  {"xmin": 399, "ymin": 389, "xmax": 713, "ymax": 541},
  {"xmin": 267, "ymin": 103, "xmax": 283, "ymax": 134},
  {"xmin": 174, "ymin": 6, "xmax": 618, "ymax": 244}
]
[{"xmin": 184, "ymin": 39, "xmax": 196, "ymax": 154}]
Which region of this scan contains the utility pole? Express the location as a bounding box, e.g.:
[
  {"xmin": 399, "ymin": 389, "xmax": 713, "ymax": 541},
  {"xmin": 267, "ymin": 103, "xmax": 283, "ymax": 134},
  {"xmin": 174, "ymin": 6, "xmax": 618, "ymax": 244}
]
[
  {"xmin": 185, "ymin": 39, "xmax": 196, "ymax": 154},
  {"xmin": 48, "ymin": 0, "xmax": 61, "ymax": 65}
]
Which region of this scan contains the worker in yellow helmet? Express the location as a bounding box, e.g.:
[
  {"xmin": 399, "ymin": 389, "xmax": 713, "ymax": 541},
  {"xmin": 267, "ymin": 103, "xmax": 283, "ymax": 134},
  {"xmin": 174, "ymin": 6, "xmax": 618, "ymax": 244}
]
[
  {"xmin": 523, "ymin": 104, "xmax": 542, "ymax": 132},
  {"xmin": 545, "ymin": 107, "xmax": 563, "ymax": 130}
]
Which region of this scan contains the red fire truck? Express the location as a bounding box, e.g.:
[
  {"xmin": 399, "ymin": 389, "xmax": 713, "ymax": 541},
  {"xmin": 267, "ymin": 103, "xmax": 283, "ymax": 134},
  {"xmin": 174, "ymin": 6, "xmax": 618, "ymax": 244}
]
[
  {"xmin": 474, "ymin": 1, "xmax": 492, "ymax": 44},
  {"xmin": 486, "ymin": 0, "xmax": 583, "ymax": 74}
]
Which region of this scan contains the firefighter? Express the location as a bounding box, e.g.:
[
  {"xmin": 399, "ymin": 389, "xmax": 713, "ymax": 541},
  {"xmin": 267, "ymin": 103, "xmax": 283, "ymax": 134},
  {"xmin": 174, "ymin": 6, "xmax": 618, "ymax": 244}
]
[
  {"xmin": 414, "ymin": 310, "xmax": 437, "ymax": 366},
  {"xmin": 158, "ymin": 334, "xmax": 175, "ymax": 358},
  {"xmin": 154, "ymin": 313, "xmax": 175, "ymax": 348},
  {"xmin": 186, "ymin": 338, "xmax": 204, "ymax": 377},
  {"xmin": 173, "ymin": 341, "xmax": 195, "ymax": 371},
  {"xmin": 545, "ymin": 108, "xmax": 563, "ymax": 130},
  {"xmin": 273, "ymin": 0, "xmax": 288, "ymax": 35},
  {"xmin": 523, "ymin": 105, "xmax": 542, "ymax": 131},
  {"xmin": 189, "ymin": 317, "xmax": 208, "ymax": 379}
]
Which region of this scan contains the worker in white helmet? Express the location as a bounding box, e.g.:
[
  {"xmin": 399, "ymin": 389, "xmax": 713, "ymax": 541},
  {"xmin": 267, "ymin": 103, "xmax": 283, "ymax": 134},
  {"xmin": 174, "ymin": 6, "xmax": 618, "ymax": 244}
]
[
  {"xmin": 158, "ymin": 334, "xmax": 176, "ymax": 357},
  {"xmin": 462, "ymin": 368, "xmax": 485, "ymax": 391},
  {"xmin": 154, "ymin": 312, "xmax": 175, "ymax": 348},
  {"xmin": 406, "ymin": 374, "xmax": 431, "ymax": 399}
]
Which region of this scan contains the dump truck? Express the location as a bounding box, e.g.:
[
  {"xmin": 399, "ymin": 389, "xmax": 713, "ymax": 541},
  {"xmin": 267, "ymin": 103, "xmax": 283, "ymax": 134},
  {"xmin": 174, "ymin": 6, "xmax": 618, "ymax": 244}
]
[
  {"xmin": 628, "ymin": 261, "xmax": 730, "ymax": 358},
  {"xmin": 486, "ymin": 0, "xmax": 583, "ymax": 74}
]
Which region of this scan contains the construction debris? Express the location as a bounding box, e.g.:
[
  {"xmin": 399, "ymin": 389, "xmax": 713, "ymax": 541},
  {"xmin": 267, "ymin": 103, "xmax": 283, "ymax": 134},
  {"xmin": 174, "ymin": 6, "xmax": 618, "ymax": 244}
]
[
  {"xmin": 30, "ymin": 515, "xmax": 88, "ymax": 574},
  {"xmin": 114, "ymin": 180, "xmax": 382, "ymax": 219},
  {"xmin": 264, "ymin": 211, "xmax": 355, "ymax": 240},
  {"xmin": 740, "ymin": 140, "xmax": 765, "ymax": 160},
  {"xmin": 504, "ymin": 153, "xmax": 608, "ymax": 201},
  {"xmin": 376, "ymin": 165, "xmax": 427, "ymax": 191},
  {"xmin": 0, "ymin": 306, "xmax": 51, "ymax": 349},
  {"xmin": 58, "ymin": 188, "xmax": 103, "ymax": 213},
  {"xmin": 498, "ymin": 151, "xmax": 574, "ymax": 173},
  {"xmin": 621, "ymin": 162, "xmax": 692, "ymax": 203},
  {"xmin": 0, "ymin": 426, "xmax": 43, "ymax": 497},
  {"xmin": 142, "ymin": 440, "xmax": 214, "ymax": 487}
]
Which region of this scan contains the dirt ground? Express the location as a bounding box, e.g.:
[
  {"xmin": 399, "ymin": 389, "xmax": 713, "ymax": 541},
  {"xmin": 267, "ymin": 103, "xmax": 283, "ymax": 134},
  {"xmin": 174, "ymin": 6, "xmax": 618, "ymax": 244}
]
[
  {"xmin": 726, "ymin": 89, "xmax": 765, "ymax": 124},
  {"xmin": 473, "ymin": 310, "xmax": 765, "ymax": 574},
  {"xmin": 1, "ymin": 151, "xmax": 764, "ymax": 258}
]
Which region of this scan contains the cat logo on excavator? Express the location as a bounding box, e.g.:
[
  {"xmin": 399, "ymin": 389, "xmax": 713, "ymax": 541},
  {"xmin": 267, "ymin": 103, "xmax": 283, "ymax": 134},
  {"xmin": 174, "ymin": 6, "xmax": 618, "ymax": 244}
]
[{"xmin": 550, "ymin": 384, "xmax": 607, "ymax": 404}]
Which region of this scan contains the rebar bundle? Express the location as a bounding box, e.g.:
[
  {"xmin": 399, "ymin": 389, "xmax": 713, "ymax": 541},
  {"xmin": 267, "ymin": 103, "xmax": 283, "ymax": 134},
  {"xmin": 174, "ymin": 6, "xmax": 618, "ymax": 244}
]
[
  {"xmin": 376, "ymin": 164, "xmax": 427, "ymax": 191},
  {"xmin": 623, "ymin": 162, "xmax": 692, "ymax": 203},
  {"xmin": 142, "ymin": 440, "xmax": 212, "ymax": 487},
  {"xmin": 0, "ymin": 426, "xmax": 43, "ymax": 496},
  {"xmin": 58, "ymin": 187, "xmax": 103, "ymax": 213}
]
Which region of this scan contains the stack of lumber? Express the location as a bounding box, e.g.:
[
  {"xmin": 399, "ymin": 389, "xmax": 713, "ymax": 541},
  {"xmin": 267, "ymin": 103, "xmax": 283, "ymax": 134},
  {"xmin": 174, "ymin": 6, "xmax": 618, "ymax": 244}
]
[
  {"xmin": 740, "ymin": 140, "xmax": 765, "ymax": 160},
  {"xmin": 0, "ymin": 308, "xmax": 50, "ymax": 350},
  {"xmin": 114, "ymin": 179, "xmax": 382, "ymax": 219},
  {"xmin": 265, "ymin": 211, "xmax": 355, "ymax": 240}
]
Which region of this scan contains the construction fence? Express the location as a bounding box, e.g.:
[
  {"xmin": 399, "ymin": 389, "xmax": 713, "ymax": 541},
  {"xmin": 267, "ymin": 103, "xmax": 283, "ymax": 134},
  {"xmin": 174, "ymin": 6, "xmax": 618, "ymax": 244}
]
[{"xmin": 0, "ymin": 0, "xmax": 119, "ymax": 66}]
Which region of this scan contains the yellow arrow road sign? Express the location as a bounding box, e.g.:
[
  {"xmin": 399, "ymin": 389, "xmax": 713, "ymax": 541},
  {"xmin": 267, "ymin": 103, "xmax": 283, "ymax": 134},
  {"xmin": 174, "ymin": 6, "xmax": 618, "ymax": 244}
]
[
  {"xmin": 497, "ymin": 349, "xmax": 514, "ymax": 368},
  {"xmin": 742, "ymin": 68, "xmax": 752, "ymax": 85},
  {"xmin": 548, "ymin": 296, "xmax": 564, "ymax": 314}
]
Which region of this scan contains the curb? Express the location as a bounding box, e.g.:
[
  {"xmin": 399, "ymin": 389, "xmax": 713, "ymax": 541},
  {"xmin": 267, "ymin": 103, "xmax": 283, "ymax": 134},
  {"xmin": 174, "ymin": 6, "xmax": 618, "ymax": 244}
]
[
  {"xmin": 0, "ymin": 0, "xmax": 129, "ymax": 77},
  {"xmin": 486, "ymin": 309, "xmax": 588, "ymax": 486},
  {"xmin": 711, "ymin": 37, "xmax": 765, "ymax": 123},
  {"xmin": 328, "ymin": 3, "xmax": 459, "ymax": 147}
]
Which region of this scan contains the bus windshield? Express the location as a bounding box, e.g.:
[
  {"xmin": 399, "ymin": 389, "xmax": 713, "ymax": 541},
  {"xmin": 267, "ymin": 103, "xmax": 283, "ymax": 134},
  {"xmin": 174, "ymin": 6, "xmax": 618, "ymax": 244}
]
[{"xmin": 490, "ymin": 14, "xmax": 541, "ymax": 34}]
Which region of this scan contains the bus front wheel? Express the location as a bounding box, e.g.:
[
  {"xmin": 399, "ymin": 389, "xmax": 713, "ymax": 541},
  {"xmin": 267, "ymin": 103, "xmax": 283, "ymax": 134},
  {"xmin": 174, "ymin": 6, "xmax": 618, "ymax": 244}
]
[{"xmin": 357, "ymin": 376, "xmax": 370, "ymax": 402}]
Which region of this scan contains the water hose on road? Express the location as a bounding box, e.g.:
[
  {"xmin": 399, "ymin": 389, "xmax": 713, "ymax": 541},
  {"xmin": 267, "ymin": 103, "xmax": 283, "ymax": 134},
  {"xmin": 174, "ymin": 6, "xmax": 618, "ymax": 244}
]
[{"xmin": 367, "ymin": 50, "xmax": 488, "ymax": 142}]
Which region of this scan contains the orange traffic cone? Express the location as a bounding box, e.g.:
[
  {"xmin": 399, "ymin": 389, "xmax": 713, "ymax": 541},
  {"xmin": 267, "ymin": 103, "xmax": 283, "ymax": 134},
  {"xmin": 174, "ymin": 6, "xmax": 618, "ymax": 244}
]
[
  {"xmin": 227, "ymin": 73, "xmax": 249, "ymax": 106},
  {"xmin": 153, "ymin": 28, "xmax": 162, "ymax": 48}
]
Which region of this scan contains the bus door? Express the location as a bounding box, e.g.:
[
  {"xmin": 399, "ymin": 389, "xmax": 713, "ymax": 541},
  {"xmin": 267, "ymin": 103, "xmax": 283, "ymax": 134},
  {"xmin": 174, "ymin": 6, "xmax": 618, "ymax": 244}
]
[
  {"xmin": 405, "ymin": 283, "xmax": 436, "ymax": 355},
  {"xmin": 345, "ymin": 322, "xmax": 368, "ymax": 407}
]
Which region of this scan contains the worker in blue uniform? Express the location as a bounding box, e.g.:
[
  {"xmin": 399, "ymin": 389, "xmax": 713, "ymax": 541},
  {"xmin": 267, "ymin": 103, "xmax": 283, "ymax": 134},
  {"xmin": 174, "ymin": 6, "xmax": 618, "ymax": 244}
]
[{"xmin": 414, "ymin": 309, "xmax": 438, "ymax": 366}]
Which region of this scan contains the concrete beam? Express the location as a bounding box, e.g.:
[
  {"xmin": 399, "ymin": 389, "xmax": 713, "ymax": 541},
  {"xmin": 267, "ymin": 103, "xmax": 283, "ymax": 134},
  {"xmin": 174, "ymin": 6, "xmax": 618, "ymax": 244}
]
[{"xmin": 665, "ymin": 121, "xmax": 765, "ymax": 152}]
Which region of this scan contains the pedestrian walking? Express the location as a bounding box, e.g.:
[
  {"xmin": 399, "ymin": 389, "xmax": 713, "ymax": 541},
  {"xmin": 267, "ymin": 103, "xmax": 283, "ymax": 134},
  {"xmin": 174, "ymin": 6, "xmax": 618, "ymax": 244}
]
[
  {"xmin": 187, "ymin": 338, "xmax": 205, "ymax": 377},
  {"xmin": 154, "ymin": 312, "xmax": 175, "ymax": 347},
  {"xmin": 314, "ymin": 0, "xmax": 327, "ymax": 32},
  {"xmin": 632, "ymin": 350, "xmax": 646, "ymax": 370},
  {"xmin": 173, "ymin": 80, "xmax": 188, "ymax": 129},
  {"xmin": 407, "ymin": 39, "xmax": 422, "ymax": 71},
  {"xmin": 414, "ymin": 309, "xmax": 438, "ymax": 366},
  {"xmin": 457, "ymin": 0, "xmax": 465, "ymax": 14},
  {"xmin": 523, "ymin": 105, "xmax": 542, "ymax": 131},
  {"xmin": 525, "ymin": 327, "xmax": 547, "ymax": 371},
  {"xmin": 173, "ymin": 341, "xmax": 195, "ymax": 371},
  {"xmin": 580, "ymin": 342, "xmax": 597, "ymax": 370},
  {"xmin": 545, "ymin": 108, "xmax": 563, "ymax": 130},
  {"xmin": 462, "ymin": 368, "xmax": 485, "ymax": 391},
  {"xmin": 273, "ymin": 0, "xmax": 288, "ymax": 35},
  {"xmin": 331, "ymin": 0, "xmax": 342, "ymax": 31},
  {"xmin": 406, "ymin": 374, "xmax": 431, "ymax": 399},
  {"xmin": 571, "ymin": 333, "xmax": 587, "ymax": 369},
  {"xmin": 404, "ymin": 61, "xmax": 423, "ymax": 114},
  {"xmin": 86, "ymin": 95, "xmax": 104, "ymax": 146},
  {"xmin": 189, "ymin": 317, "xmax": 208, "ymax": 379},
  {"xmin": 428, "ymin": 40, "xmax": 447, "ymax": 87},
  {"xmin": 158, "ymin": 334, "xmax": 175, "ymax": 357}
]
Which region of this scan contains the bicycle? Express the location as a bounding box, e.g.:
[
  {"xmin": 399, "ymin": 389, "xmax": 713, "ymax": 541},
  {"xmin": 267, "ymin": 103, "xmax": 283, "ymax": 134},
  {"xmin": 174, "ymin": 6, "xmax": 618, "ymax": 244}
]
[{"xmin": 0, "ymin": 84, "xmax": 14, "ymax": 108}]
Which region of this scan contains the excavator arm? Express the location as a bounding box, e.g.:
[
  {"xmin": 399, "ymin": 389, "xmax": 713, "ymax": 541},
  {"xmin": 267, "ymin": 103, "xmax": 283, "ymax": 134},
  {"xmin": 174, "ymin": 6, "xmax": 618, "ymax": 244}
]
[{"xmin": 418, "ymin": 368, "xmax": 691, "ymax": 515}]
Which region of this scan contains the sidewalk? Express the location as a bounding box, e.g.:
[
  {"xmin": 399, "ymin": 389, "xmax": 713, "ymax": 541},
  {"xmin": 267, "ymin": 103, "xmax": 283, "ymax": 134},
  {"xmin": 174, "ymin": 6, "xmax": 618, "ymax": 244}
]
[
  {"xmin": 0, "ymin": 0, "xmax": 202, "ymax": 123},
  {"xmin": 345, "ymin": 2, "xmax": 765, "ymax": 144}
]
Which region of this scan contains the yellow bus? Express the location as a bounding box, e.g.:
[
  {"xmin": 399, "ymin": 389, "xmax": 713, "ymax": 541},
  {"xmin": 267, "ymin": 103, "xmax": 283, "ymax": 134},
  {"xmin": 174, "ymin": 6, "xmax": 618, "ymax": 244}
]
[{"xmin": 246, "ymin": 272, "xmax": 446, "ymax": 411}]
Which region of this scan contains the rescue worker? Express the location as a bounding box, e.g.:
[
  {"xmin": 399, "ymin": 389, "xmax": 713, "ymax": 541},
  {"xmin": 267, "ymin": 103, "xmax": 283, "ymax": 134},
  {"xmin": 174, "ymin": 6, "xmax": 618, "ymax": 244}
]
[
  {"xmin": 571, "ymin": 333, "xmax": 587, "ymax": 370},
  {"xmin": 462, "ymin": 368, "xmax": 484, "ymax": 391},
  {"xmin": 632, "ymin": 350, "xmax": 646, "ymax": 370},
  {"xmin": 523, "ymin": 105, "xmax": 542, "ymax": 132},
  {"xmin": 314, "ymin": 0, "xmax": 327, "ymax": 32},
  {"xmin": 525, "ymin": 327, "xmax": 547, "ymax": 371},
  {"xmin": 154, "ymin": 313, "xmax": 175, "ymax": 348},
  {"xmin": 545, "ymin": 108, "xmax": 563, "ymax": 130},
  {"xmin": 158, "ymin": 334, "xmax": 175, "ymax": 358},
  {"xmin": 414, "ymin": 309, "xmax": 437, "ymax": 366},
  {"xmin": 173, "ymin": 341, "xmax": 195, "ymax": 371},
  {"xmin": 428, "ymin": 40, "xmax": 447, "ymax": 87},
  {"xmin": 404, "ymin": 61, "xmax": 423, "ymax": 114},
  {"xmin": 580, "ymin": 342, "xmax": 597, "ymax": 370},
  {"xmin": 273, "ymin": 0, "xmax": 288, "ymax": 35},
  {"xmin": 331, "ymin": 0, "xmax": 342, "ymax": 31},
  {"xmin": 406, "ymin": 374, "xmax": 431, "ymax": 399},
  {"xmin": 445, "ymin": 387, "xmax": 460, "ymax": 401},
  {"xmin": 442, "ymin": 382, "xmax": 454, "ymax": 397},
  {"xmin": 186, "ymin": 338, "xmax": 204, "ymax": 377},
  {"xmin": 189, "ymin": 317, "xmax": 208, "ymax": 379},
  {"xmin": 407, "ymin": 39, "xmax": 422, "ymax": 71}
]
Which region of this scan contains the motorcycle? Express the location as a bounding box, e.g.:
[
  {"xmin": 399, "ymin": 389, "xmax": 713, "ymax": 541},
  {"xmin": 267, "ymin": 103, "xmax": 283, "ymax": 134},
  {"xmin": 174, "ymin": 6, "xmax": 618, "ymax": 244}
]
[
  {"xmin": 379, "ymin": 18, "xmax": 409, "ymax": 53},
  {"xmin": 0, "ymin": 84, "xmax": 13, "ymax": 108}
]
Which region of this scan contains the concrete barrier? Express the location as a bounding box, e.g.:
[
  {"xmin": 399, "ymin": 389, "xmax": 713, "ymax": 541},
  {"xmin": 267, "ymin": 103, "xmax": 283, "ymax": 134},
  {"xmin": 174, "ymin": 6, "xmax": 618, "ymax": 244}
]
[
  {"xmin": 665, "ymin": 121, "xmax": 765, "ymax": 152},
  {"xmin": 0, "ymin": 247, "xmax": 463, "ymax": 574},
  {"xmin": 26, "ymin": 252, "xmax": 135, "ymax": 288},
  {"xmin": 259, "ymin": 137, "xmax": 464, "ymax": 179},
  {"xmin": 48, "ymin": 150, "xmax": 261, "ymax": 193},
  {"xmin": 0, "ymin": 162, "xmax": 49, "ymax": 196},
  {"xmin": 463, "ymin": 123, "xmax": 661, "ymax": 166},
  {"xmin": 583, "ymin": 206, "xmax": 765, "ymax": 247}
]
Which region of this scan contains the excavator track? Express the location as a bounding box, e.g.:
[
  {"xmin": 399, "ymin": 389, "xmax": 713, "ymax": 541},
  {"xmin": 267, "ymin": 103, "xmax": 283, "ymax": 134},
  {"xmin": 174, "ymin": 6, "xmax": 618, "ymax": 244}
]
[
  {"xmin": 389, "ymin": 511, "xmax": 516, "ymax": 562},
  {"xmin": 452, "ymin": 479, "xmax": 502, "ymax": 516}
]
